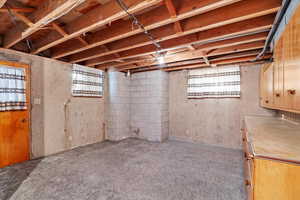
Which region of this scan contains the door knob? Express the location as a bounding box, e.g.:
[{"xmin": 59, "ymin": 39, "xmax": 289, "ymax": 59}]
[
  {"xmin": 21, "ymin": 119, "xmax": 27, "ymax": 123},
  {"xmin": 288, "ymin": 89, "xmax": 296, "ymax": 95}
]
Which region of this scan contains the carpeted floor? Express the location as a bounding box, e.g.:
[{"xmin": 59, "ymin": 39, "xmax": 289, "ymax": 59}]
[{"xmin": 0, "ymin": 139, "xmax": 246, "ymax": 200}]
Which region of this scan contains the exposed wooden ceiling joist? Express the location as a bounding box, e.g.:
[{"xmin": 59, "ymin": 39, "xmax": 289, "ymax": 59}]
[
  {"xmin": 95, "ymin": 15, "xmax": 274, "ymax": 69},
  {"xmin": 0, "ymin": 7, "xmax": 35, "ymax": 13},
  {"xmin": 0, "ymin": 0, "xmax": 283, "ymax": 73},
  {"xmin": 3, "ymin": 0, "xmax": 88, "ymax": 49},
  {"xmin": 163, "ymin": 54, "xmax": 272, "ymax": 72},
  {"xmin": 50, "ymin": 0, "xmax": 241, "ymax": 59},
  {"xmin": 81, "ymin": 0, "xmax": 280, "ymax": 66},
  {"xmin": 116, "ymin": 49, "xmax": 264, "ymax": 72},
  {"xmin": 0, "ymin": 0, "xmax": 7, "ymax": 8},
  {"xmin": 130, "ymin": 53, "xmax": 271, "ymax": 73},
  {"xmin": 30, "ymin": 0, "xmax": 164, "ymax": 55},
  {"xmin": 116, "ymin": 40, "xmax": 266, "ymax": 71}
]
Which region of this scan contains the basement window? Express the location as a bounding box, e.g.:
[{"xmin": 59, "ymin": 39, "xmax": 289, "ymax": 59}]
[
  {"xmin": 72, "ymin": 64, "xmax": 104, "ymax": 97},
  {"xmin": 187, "ymin": 65, "xmax": 241, "ymax": 98}
]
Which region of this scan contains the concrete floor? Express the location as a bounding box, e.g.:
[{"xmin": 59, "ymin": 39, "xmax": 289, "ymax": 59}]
[{"xmin": 0, "ymin": 139, "xmax": 246, "ymax": 200}]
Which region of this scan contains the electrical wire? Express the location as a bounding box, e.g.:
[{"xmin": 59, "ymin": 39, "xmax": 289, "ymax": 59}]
[{"xmin": 115, "ymin": 0, "xmax": 163, "ymax": 57}]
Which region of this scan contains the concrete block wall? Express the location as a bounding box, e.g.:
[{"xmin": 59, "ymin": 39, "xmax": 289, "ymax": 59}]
[
  {"xmin": 106, "ymin": 69, "xmax": 132, "ymax": 141},
  {"xmin": 130, "ymin": 70, "xmax": 169, "ymax": 142}
]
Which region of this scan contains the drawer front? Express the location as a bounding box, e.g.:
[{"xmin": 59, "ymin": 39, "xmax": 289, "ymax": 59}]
[
  {"xmin": 242, "ymin": 128, "xmax": 254, "ymax": 200},
  {"xmin": 244, "ymin": 157, "xmax": 254, "ymax": 200}
]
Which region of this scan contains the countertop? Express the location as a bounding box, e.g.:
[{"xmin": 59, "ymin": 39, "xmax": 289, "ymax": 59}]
[{"xmin": 245, "ymin": 115, "xmax": 300, "ymax": 163}]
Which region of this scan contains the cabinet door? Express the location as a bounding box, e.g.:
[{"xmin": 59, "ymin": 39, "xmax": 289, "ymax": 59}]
[
  {"xmin": 284, "ymin": 63, "xmax": 300, "ymax": 110},
  {"xmin": 273, "ymin": 38, "xmax": 285, "ymax": 108},
  {"xmin": 261, "ymin": 64, "xmax": 274, "ymax": 107},
  {"xmin": 265, "ymin": 64, "xmax": 274, "ymax": 106},
  {"xmin": 260, "ymin": 66, "xmax": 267, "ymax": 106},
  {"xmin": 283, "ymin": 14, "xmax": 300, "ymax": 111}
]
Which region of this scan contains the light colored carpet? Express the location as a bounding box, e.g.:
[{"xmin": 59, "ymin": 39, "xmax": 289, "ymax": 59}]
[{"xmin": 0, "ymin": 139, "xmax": 246, "ymax": 200}]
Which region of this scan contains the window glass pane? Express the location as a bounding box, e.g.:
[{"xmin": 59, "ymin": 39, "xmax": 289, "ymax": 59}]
[
  {"xmin": 72, "ymin": 64, "xmax": 104, "ymax": 97},
  {"xmin": 187, "ymin": 65, "xmax": 241, "ymax": 98}
]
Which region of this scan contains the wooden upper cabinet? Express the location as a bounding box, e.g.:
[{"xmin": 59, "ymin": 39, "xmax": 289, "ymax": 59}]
[
  {"xmin": 282, "ymin": 10, "xmax": 300, "ymax": 111},
  {"xmin": 261, "ymin": 5, "xmax": 300, "ymax": 113},
  {"xmin": 261, "ymin": 63, "xmax": 274, "ymax": 107},
  {"xmin": 273, "ymin": 37, "xmax": 285, "ymax": 108}
]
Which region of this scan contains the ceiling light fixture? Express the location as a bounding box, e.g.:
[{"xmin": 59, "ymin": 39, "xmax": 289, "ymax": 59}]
[{"xmin": 157, "ymin": 54, "xmax": 165, "ymax": 65}]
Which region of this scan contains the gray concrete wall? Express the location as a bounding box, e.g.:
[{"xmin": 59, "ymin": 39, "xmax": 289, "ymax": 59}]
[
  {"xmin": 130, "ymin": 71, "xmax": 169, "ymax": 142},
  {"xmin": 0, "ymin": 48, "xmax": 105, "ymax": 158},
  {"xmin": 169, "ymin": 64, "xmax": 275, "ymax": 149}
]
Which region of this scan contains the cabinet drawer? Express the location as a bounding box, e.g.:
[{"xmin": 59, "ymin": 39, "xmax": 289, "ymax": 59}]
[
  {"xmin": 246, "ymin": 181, "xmax": 253, "ymax": 200},
  {"xmin": 242, "ymin": 128, "xmax": 254, "ymax": 200},
  {"xmin": 242, "ymin": 130, "xmax": 253, "ymax": 159},
  {"xmin": 244, "ymin": 158, "xmax": 254, "ymax": 200}
]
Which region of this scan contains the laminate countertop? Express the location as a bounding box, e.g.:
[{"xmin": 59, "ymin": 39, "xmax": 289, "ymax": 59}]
[{"xmin": 244, "ymin": 115, "xmax": 300, "ymax": 163}]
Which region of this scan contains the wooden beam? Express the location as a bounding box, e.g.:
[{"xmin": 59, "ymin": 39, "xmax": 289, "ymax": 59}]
[
  {"xmin": 12, "ymin": 12, "xmax": 34, "ymax": 27},
  {"xmin": 164, "ymin": 0, "xmax": 183, "ymax": 33},
  {"xmin": 76, "ymin": 36, "xmax": 89, "ymax": 46},
  {"xmin": 128, "ymin": 49, "xmax": 264, "ymax": 71},
  {"xmin": 85, "ymin": 24, "xmax": 269, "ymax": 67},
  {"xmin": 95, "ymin": 26, "xmax": 270, "ymax": 70},
  {"xmin": 129, "ymin": 51, "xmax": 270, "ymax": 73},
  {"xmin": 73, "ymin": 14, "xmax": 275, "ymax": 63},
  {"xmin": 164, "ymin": 0, "xmax": 177, "ymax": 17},
  {"xmin": 174, "ymin": 21, "xmax": 183, "ymax": 33},
  {"xmin": 0, "ymin": 7, "xmax": 35, "ymax": 13},
  {"xmin": 52, "ymin": 22, "xmax": 68, "ymax": 37},
  {"xmin": 71, "ymin": 0, "xmax": 280, "ymax": 64},
  {"xmin": 3, "ymin": 0, "xmax": 87, "ymax": 49},
  {"xmin": 31, "ymin": 0, "xmax": 164, "ymax": 54},
  {"xmin": 0, "ymin": 0, "xmax": 7, "ymax": 8},
  {"xmin": 163, "ymin": 54, "xmax": 272, "ymax": 71},
  {"xmin": 118, "ymin": 40, "xmax": 266, "ymax": 70},
  {"xmin": 51, "ymin": 0, "xmax": 242, "ymax": 59}
]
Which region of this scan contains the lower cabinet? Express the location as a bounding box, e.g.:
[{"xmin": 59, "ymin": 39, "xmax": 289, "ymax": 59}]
[{"xmin": 242, "ymin": 128, "xmax": 300, "ymax": 200}]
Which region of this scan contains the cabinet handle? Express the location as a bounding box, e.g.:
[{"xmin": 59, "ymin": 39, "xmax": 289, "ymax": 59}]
[
  {"xmin": 288, "ymin": 90, "xmax": 296, "ymax": 95},
  {"xmin": 246, "ymin": 154, "xmax": 254, "ymax": 160},
  {"xmin": 276, "ymin": 93, "xmax": 280, "ymax": 97},
  {"xmin": 265, "ymin": 100, "xmax": 269, "ymax": 104},
  {"xmin": 245, "ymin": 180, "xmax": 251, "ymax": 186}
]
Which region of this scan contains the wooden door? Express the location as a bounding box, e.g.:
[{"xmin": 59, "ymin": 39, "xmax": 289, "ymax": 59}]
[{"xmin": 0, "ymin": 61, "xmax": 30, "ymax": 168}]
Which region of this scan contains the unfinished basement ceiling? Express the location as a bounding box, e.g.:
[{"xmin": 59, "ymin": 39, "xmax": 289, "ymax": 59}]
[{"xmin": 0, "ymin": 0, "xmax": 283, "ymax": 72}]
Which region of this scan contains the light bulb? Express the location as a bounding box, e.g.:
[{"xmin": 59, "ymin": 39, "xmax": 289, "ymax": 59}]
[{"xmin": 158, "ymin": 55, "xmax": 165, "ymax": 64}]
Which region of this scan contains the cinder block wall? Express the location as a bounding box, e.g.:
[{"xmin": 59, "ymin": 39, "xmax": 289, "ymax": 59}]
[
  {"xmin": 106, "ymin": 70, "xmax": 169, "ymax": 142},
  {"xmin": 130, "ymin": 71, "xmax": 169, "ymax": 142},
  {"xmin": 106, "ymin": 69, "xmax": 132, "ymax": 141}
]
